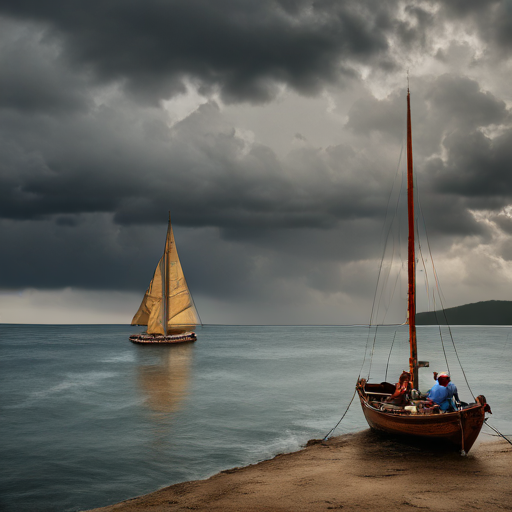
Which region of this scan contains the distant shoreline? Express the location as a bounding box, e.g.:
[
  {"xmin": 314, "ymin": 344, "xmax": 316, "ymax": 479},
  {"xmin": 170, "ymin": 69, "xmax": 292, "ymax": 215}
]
[
  {"xmin": 417, "ymin": 300, "xmax": 512, "ymax": 325},
  {"xmin": 86, "ymin": 430, "xmax": 511, "ymax": 512},
  {"xmin": 4, "ymin": 299, "xmax": 512, "ymax": 327}
]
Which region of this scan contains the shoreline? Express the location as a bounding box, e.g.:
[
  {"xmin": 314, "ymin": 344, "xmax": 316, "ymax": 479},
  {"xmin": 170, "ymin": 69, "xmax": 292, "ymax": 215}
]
[{"xmin": 86, "ymin": 430, "xmax": 511, "ymax": 512}]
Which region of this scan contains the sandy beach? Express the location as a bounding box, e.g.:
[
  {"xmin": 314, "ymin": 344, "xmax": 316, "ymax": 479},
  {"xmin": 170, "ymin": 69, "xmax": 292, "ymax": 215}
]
[{"xmin": 87, "ymin": 430, "xmax": 512, "ymax": 512}]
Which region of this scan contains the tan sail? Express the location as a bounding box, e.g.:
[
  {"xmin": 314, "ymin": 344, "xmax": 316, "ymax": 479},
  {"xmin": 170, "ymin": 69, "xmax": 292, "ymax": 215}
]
[
  {"xmin": 164, "ymin": 221, "xmax": 200, "ymax": 334},
  {"xmin": 131, "ymin": 214, "xmax": 199, "ymax": 339},
  {"xmin": 131, "ymin": 256, "xmax": 166, "ymax": 335}
]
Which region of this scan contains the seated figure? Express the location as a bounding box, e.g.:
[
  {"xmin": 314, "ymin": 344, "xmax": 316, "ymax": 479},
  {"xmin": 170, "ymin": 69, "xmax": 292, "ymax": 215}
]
[
  {"xmin": 385, "ymin": 371, "xmax": 411, "ymax": 406},
  {"xmin": 427, "ymin": 372, "xmax": 454, "ymax": 411},
  {"xmin": 433, "ymin": 371, "xmax": 459, "ymax": 403}
]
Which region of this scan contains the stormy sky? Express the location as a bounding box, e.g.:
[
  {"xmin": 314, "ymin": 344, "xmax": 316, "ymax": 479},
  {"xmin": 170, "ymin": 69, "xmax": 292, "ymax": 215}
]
[{"xmin": 2, "ymin": 0, "xmax": 512, "ymax": 324}]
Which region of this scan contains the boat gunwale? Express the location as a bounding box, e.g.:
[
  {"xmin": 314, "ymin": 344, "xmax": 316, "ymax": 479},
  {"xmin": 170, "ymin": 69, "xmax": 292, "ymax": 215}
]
[
  {"xmin": 356, "ymin": 384, "xmax": 487, "ymax": 452},
  {"xmin": 357, "ymin": 387, "xmax": 485, "ymax": 423},
  {"xmin": 129, "ymin": 332, "xmax": 197, "ymax": 344}
]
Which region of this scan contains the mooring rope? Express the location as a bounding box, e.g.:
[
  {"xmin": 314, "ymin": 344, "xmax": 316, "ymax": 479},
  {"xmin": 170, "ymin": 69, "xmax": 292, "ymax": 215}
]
[
  {"xmin": 322, "ymin": 387, "xmax": 358, "ymax": 441},
  {"xmin": 484, "ymin": 419, "xmax": 512, "ymax": 447}
]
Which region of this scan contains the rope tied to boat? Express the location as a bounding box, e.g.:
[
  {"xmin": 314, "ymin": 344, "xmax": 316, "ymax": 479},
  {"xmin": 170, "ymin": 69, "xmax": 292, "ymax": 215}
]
[
  {"xmin": 483, "ymin": 419, "xmax": 512, "ymax": 447},
  {"xmin": 322, "ymin": 387, "xmax": 358, "ymax": 441}
]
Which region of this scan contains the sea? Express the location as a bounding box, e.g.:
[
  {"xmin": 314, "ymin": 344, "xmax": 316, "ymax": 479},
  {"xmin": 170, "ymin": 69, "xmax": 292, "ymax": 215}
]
[{"xmin": 1, "ymin": 324, "xmax": 511, "ymax": 512}]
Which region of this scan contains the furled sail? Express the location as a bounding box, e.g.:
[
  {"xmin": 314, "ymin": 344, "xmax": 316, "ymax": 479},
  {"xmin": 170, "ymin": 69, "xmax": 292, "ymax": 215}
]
[{"xmin": 131, "ymin": 215, "xmax": 199, "ymax": 335}]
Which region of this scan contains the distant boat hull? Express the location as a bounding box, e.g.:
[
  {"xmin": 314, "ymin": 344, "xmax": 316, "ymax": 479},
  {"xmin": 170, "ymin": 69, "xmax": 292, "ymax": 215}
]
[
  {"xmin": 129, "ymin": 332, "xmax": 197, "ymax": 344},
  {"xmin": 357, "ymin": 380, "xmax": 487, "ymax": 453}
]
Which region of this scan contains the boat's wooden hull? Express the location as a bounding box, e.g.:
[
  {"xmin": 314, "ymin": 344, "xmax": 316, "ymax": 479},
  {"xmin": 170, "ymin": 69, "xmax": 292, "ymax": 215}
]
[
  {"xmin": 357, "ymin": 381, "xmax": 487, "ymax": 453},
  {"xmin": 130, "ymin": 332, "xmax": 197, "ymax": 344}
]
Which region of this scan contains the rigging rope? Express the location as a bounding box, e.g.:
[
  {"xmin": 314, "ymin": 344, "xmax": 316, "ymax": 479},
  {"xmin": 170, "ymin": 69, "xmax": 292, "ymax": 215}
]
[
  {"xmin": 368, "ymin": 142, "xmax": 404, "ymax": 329},
  {"xmin": 421, "ymin": 243, "xmax": 475, "ymax": 397},
  {"xmin": 365, "ymin": 142, "xmax": 405, "ymax": 379},
  {"xmin": 329, "ymin": 145, "xmax": 406, "ymax": 440},
  {"xmin": 484, "ymin": 420, "xmax": 512, "ymax": 447},
  {"xmin": 367, "ymin": 324, "xmax": 379, "ymax": 380},
  {"xmin": 384, "ymin": 331, "xmax": 397, "ymax": 382},
  {"xmin": 415, "ymin": 178, "xmax": 452, "ymax": 376},
  {"xmin": 322, "ymin": 387, "xmax": 357, "ymax": 441},
  {"xmin": 186, "ymin": 277, "xmax": 203, "ymax": 327},
  {"xmin": 415, "ymin": 178, "xmax": 475, "ymax": 398}
]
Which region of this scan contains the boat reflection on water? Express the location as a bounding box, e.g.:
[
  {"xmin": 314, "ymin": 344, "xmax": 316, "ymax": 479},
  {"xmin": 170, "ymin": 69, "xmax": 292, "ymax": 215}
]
[{"xmin": 136, "ymin": 343, "xmax": 194, "ymax": 417}]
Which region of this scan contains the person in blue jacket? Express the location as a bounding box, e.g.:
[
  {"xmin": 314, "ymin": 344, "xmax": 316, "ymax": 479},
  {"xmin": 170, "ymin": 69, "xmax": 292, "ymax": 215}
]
[
  {"xmin": 434, "ymin": 371, "xmax": 459, "ymax": 403},
  {"xmin": 427, "ymin": 372, "xmax": 456, "ymax": 411}
]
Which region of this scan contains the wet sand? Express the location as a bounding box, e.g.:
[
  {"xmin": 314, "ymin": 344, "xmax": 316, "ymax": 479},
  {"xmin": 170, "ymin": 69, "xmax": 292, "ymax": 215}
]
[{"xmin": 87, "ymin": 430, "xmax": 512, "ymax": 512}]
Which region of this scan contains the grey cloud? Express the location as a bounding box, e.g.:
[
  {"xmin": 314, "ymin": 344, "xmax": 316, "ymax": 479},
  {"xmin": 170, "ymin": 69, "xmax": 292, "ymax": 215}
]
[
  {"xmin": 418, "ymin": 76, "xmax": 511, "ymax": 208},
  {"xmin": 430, "ymin": 128, "xmax": 512, "ymax": 200},
  {"xmin": 3, "ymin": 71, "xmax": 508, "ymax": 274},
  {"xmin": 0, "ymin": 212, "xmax": 386, "ymax": 310},
  {"xmin": 424, "ymin": 74, "xmax": 508, "ymax": 130},
  {"xmin": 0, "ymin": 95, "xmax": 397, "ymax": 232},
  {"xmin": 0, "ymin": 214, "xmax": 146, "ymax": 291},
  {"xmin": 0, "ymin": 18, "xmax": 91, "ymax": 113},
  {"xmin": 492, "ymin": 213, "xmax": 512, "ymax": 236},
  {"xmin": 346, "ymin": 90, "xmax": 404, "ymax": 142},
  {"xmin": 0, "ymin": 0, "xmax": 393, "ymax": 104},
  {"xmin": 343, "ymin": 73, "xmax": 512, "ymax": 240},
  {"xmin": 2, "ymin": 0, "xmax": 512, "ymax": 321},
  {"xmin": 347, "ymin": 75, "xmax": 508, "ymax": 149},
  {"xmin": 438, "ymin": 0, "xmax": 512, "ymax": 54}
]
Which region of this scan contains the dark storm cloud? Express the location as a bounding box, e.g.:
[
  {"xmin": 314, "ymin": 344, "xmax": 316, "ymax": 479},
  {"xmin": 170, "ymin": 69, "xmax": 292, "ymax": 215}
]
[
  {"xmin": 492, "ymin": 212, "xmax": 512, "ymax": 236},
  {"xmin": 0, "ymin": 0, "xmax": 393, "ymax": 104},
  {"xmin": 0, "ymin": 214, "xmax": 136, "ymax": 290},
  {"xmin": 0, "ymin": 213, "xmax": 385, "ymax": 304},
  {"xmin": 3, "ymin": 71, "xmax": 508, "ymax": 274},
  {"xmin": 0, "ymin": 88, "xmax": 397, "ymax": 296},
  {"xmin": 344, "ymin": 74, "xmax": 512, "ymax": 238},
  {"xmin": 420, "ymin": 75, "xmax": 512, "ymax": 211},
  {"xmin": 424, "ymin": 74, "xmax": 508, "ymax": 130},
  {"xmin": 0, "ymin": 215, "xmax": 260, "ymax": 294},
  {"xmin": 438, "ymin": 0, "xmax": 512, "ymax": 55},
  {"xmin": 348, "ymin": 75, "xmax": 508, "ymax": 147},
  {"xmin": 0, "ymin": 98, "xmax": 393, "ymax": 230},
  {"xmin": 2, "ymin": 0, "xmax": 512, "ymax": 322},
  {"xmin": 0, "ymin": 18, "xmax": 90, "ymax": 113},
  {"xmin": 429, "ymin": 129, "xmax": 512, "ymax": 202},
  {"xmin": 346, "ymin": 91, "xmax": 404, "ymax": 142}
]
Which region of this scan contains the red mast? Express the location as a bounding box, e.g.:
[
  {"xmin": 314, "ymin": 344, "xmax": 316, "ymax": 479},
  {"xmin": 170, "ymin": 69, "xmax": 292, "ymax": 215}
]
[{"xmin": 406, "ymin": 88, "xmax": 418, "ymax": 389}]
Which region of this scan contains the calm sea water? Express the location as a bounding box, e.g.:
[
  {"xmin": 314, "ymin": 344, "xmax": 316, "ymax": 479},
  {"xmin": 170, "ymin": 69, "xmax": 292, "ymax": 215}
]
[{"xmin": 1, "ymin": 324, "xmax": 511, "ymax": 512}]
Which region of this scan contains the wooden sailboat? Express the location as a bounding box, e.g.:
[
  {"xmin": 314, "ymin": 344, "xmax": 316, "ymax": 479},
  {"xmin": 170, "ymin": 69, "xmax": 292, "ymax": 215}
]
[
  {"xmin": 356, "ymin": 88, "xmax": 490, "ymax": 454},
  {"xmin": 130, "ymin": 214, "xmax": 200, "ymax": 344}
]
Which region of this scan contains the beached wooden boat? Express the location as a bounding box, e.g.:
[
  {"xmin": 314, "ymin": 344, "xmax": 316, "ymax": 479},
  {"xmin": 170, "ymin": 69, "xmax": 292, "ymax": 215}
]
[
  {"xmin": 356, "ymin": 87, "xmax": 490, "ymax": 454},
  {"xmin": 130, "ymin": 214, "xmax": 200, "ymax": 344},
  {"xmin": 357, "ymin": 380, "xmax": 488, "ymax": 453}
]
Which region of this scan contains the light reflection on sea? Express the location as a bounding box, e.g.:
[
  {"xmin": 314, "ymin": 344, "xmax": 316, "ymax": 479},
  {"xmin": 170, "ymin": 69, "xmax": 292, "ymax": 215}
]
[{"xmin": 0, "ymin": 324, "xmax": 510, "ymax": 512}]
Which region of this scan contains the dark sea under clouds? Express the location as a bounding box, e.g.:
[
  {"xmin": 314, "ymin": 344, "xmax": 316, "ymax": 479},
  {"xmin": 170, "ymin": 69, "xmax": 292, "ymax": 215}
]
[{"xmin": 1, "ymin": 324, "xmax": 511, "ymax": 512}]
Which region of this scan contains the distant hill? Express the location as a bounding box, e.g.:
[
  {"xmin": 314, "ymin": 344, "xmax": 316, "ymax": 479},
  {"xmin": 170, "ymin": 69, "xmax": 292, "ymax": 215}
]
[{"xmin": 416, "ymin": 300, "xmax": 512, "ymax": 325}]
